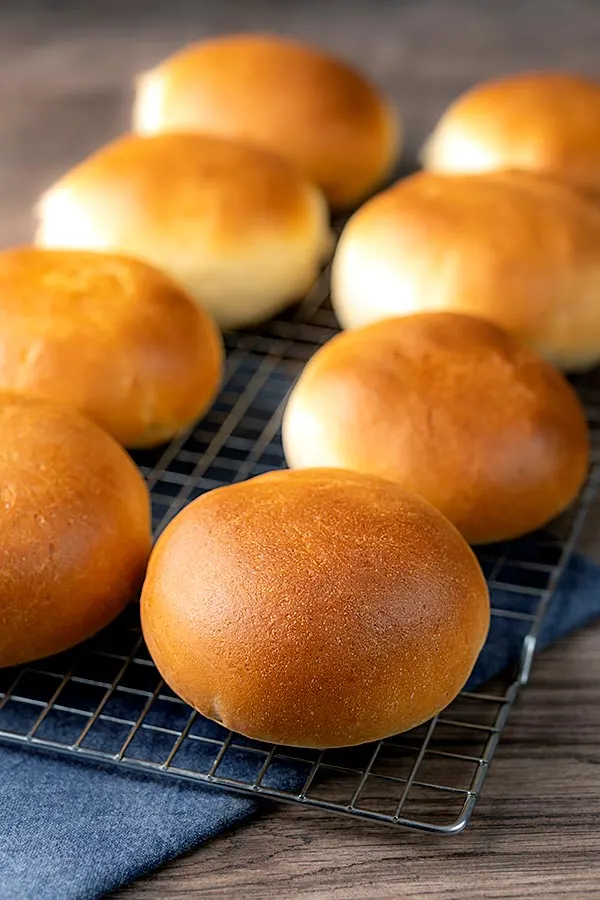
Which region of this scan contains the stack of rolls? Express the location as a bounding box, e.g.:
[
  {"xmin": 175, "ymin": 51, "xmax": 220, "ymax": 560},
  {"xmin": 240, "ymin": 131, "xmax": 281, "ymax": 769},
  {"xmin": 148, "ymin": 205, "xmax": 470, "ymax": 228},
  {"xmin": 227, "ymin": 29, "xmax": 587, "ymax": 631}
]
[
  {"xmin": 288, "ymin": 70, "xmax": 597, "ymax": 554},
  {"xmin": 138, "ymin": 62, "xmax": 593, "ymax": 747},
  {"xmin": 3, "ymin": 43, "xmax": 594, "ymax": 753},
  {"xmin": 0, "ymin": 243, "xmax": 224, "ymax": 666}
]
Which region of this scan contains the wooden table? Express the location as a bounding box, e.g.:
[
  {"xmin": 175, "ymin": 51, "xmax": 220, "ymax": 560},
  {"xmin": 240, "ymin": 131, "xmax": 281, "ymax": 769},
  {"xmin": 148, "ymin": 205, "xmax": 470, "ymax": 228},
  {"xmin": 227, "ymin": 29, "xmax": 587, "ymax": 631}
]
[
  {"xmin": 2, "ymin": 2, "xmax": 600, "ymax": 896},
  {"xmin": 118, "ymin": 623, "xmax": 600, "ymax": 899}
]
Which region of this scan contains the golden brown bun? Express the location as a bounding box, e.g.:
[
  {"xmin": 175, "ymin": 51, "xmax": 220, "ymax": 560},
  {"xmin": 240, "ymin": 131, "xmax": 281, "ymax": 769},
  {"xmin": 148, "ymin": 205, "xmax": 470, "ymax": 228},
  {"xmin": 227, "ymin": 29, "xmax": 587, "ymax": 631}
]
[
  {"xmin": 0, "ymin": 247, "xmax": 223, "ymax": 447},
  {"xmin": 423, "ymin": 71, "xmax": 600, "ymax": 190},
  {"xmin": 331, "ymin": 170, "xmax": 600, "ymax": 370},
  {"xmin": 282, "ymin": 314, "xmax": 589, "ymax": 545},
  {"xmin": 0, "ymin": 396, "xmax": 151, "ymax": 668},
  {"xmin": 133, "ymin": 33, "xmax": 400, "ymax": 210},
  {"xmin": 141, "ymin": 468, "xmax": 489, "ymax": 748},
  {"xmin": 35, "ymin": 132, "xmax": 331, "ymax": 329}
]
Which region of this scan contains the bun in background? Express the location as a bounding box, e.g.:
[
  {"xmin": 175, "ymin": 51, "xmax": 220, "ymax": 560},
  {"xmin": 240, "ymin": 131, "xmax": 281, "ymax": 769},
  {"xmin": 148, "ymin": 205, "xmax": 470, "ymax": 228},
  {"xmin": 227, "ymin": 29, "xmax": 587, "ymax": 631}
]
[
  {"xmin": 282, "ymin": 313, "xmax": 590, "ymax": 544},
  {"xmin": 133, "ymin": 33, "xmax": 400, "ymax": 210},
  {"xmin": 36, "ymin": 132, "xmax": 332, "ymax": 330},
  {"xmin": 423, "ymin": 71, "xmax": 600, "ymax": 191},
  {"xmin": 331, "ymin": 170, "xmax": 600, "ymax": 370},
  {"xmin": 141, "ymin": 467, "xmax": 489, "ymax": 748}
]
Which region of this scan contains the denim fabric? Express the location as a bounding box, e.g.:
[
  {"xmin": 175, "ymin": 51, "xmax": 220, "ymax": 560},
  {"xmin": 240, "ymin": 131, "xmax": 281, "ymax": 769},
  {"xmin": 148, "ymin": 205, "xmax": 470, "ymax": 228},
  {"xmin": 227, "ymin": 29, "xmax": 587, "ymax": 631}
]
[{"xmin": 1, "ymin": 552, "xmax": 599, "ymax": 900}]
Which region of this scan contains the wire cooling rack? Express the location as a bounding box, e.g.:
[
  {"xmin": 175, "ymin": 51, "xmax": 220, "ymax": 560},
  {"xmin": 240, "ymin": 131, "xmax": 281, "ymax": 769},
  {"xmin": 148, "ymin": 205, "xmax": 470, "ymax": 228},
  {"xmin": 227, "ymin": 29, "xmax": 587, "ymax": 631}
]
[{"xmin": 1, "ymin": 258, "xmax": 600, "ymax": 835}]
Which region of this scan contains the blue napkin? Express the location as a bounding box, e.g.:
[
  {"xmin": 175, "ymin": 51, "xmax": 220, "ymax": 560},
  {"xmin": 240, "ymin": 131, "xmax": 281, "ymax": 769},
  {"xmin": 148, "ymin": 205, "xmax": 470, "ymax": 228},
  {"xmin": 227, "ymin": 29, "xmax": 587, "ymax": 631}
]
[{"xmin": 1, "ymin": 550, "xmax": 599, "ymax": 900}]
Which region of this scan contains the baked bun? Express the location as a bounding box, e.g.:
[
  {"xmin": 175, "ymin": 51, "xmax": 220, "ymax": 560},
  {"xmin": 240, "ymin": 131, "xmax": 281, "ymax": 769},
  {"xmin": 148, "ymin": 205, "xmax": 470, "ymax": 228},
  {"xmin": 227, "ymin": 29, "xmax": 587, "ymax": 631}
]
[
  {"xmin": 0, "ymin": 396, "xmax": 151, "ymax": 668},
  {"xmin": 0, "ymin": 247, "xmax": 223, "ymax": 448},
  {"xmin": 141, "ymin": 468, "xmax": 489, "ymax": 748},
  {"xmin": 331, "ymin": 170, "xmax": 600, "ymax": 370},
  {"xmin": 133, "ymin": 33, "xmax": 400, "ymax": 210},
  {"xmin": 35, "ymin": 132, "xmax": 331, "ymax": 329},
  {"xmin": 282, "ymin": 314, "xmax": 589, "ymax": 545},
  {"xmin": 423, "ymin": 71, "xmax": 600, "ymax": 191}
]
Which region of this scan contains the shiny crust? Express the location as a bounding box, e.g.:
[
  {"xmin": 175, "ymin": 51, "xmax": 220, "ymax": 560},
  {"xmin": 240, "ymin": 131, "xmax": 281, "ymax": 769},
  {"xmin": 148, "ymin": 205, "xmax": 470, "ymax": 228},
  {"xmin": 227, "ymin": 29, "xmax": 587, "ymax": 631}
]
[
  {"xmin": 36, "ymin": 132, "xmax": 332, "ymax": 329},
  {"xmin": 423, "ymin": 71, "xmax": 600, "ymax": 189},
  {"xmin": 331, "ymin": 170, "xmax": 600, "ymax": 370},
  {"xmin": 133, "ymin": 33, "xmax": 400, "ymax": 210},
  {"xmin": 0, "ymin": 396, "xmax": 151, "ymax": 667},
  {"xmin": 282, "ymin": 314, "xmax": 590, "ymax": 544},
  {"xmin": 141, "ymin": 468, "xmax": 489, "ymax": 748},
  {"xmin": 0, "ymin": 247, "xmax": 223, "ymax": 447}
]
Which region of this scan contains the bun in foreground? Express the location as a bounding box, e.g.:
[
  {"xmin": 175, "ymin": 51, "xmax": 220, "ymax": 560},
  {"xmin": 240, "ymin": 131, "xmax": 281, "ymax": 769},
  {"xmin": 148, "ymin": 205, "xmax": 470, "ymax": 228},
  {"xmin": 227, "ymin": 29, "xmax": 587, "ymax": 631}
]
[
  {"xmin": 0, "ymin": 396, "xmax": 151, "ymax": 668},
  {"xmin": 141, "ymin": 468, "xmax": 489, "ymax": 748},
  {"xmin": 133, "ymin": 33, "xmax": 400, "ymax": 210},
  {"xmin": 282, "ymin": 313, "xmax": 590, "ymax": 544},
  {"xmin": 36, "ymin": 132, "xmax": 331, "ymax": 329},
  {"xmin": 331, "ymin": 170, "xmax": 600, "ymax": 370}
]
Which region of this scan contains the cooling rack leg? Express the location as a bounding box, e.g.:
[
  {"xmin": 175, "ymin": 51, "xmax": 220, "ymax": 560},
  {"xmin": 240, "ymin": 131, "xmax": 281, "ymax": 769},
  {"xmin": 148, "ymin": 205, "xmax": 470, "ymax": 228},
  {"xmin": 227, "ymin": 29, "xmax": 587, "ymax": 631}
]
[{"xmin": 518, "ymin": 634, "xmax": 537, "ymax": 685}]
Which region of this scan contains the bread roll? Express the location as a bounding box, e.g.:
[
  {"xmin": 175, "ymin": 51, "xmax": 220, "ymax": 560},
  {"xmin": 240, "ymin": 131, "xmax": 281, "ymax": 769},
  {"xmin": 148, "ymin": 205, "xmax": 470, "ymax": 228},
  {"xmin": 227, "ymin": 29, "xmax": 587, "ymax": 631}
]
[
  {"xmin": 0, "ymin": 247, "xmax": 223, "ymax": 448},
  {"xmin": 423, "ymin": 71, "xmax": 600, "ymax": 191},
  {"xmin": 141, "ymin": 468, "xmax": 489, "ymax": 748},
  {"xmin": 331, "ymin": 170, "xmax": 600, "ymax": 370},
  {"xmin": 282, "ymin": 314, "xmax": 589, "ymax": 545},
  {"xmin": 35, "ymin": 133, "xmax": 331, "ymax": 329},
  {"xmin": 132, "ymin": 33, "xmax": 400, "ymax": 211},
  {"xmin": 0, "ymin": 396, "xmax": 151, "ymax": 668}
]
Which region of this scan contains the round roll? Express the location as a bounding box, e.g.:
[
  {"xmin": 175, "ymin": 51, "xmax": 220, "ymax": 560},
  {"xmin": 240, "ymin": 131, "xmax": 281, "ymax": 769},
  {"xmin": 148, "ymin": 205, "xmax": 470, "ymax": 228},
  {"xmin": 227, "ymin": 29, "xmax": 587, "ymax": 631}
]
[
  {"xmin": 422, "ymin": 71, "xmax": 600, "ymax": 190},
  {"xmin": 0, "ymin": 247, "xmax": 223, "ymax": 448},
  {"xmin": 35, "ymin": 132, "xmax": 332, "ymax": 329},
  {"xmin": 132, "ymin": 33, "xmax": 400, "ymax": 210},
  {"xmin": 282, "ymin": 314, "xmax": 589, "ymax": 545},
  {"xmin": 141, "ymin": 468, "xmax": 489, "ymax": 748},
  {"xmin": 0, "ymin": 396, "xmax": 151, "ymax": 668},
  {"xmin": 331, "ymin": 170, "xmax": 600, "ymax": 370}
]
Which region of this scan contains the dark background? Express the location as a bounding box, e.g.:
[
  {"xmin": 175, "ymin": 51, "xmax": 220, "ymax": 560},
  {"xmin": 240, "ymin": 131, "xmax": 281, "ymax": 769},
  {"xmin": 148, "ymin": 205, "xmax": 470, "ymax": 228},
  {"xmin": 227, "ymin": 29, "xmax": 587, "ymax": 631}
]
[{"xmin": 2, "ymin": 0, "xmax": 600, "ymax": 245}]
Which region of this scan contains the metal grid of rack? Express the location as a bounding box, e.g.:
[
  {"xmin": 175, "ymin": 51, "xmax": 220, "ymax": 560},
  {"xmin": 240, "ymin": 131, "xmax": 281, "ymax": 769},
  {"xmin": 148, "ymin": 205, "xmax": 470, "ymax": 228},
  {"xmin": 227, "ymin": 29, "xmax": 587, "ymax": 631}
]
[{"xmin": 1, "ymin": 258, "xmax": 600, "ymax": 834}]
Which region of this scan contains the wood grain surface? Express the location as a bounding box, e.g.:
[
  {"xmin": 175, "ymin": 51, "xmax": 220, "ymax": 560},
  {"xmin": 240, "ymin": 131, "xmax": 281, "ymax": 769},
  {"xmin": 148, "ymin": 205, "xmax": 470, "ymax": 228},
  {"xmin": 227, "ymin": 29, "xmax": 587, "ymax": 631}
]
[
  {"xmin": 117, "ymin": 623, "xmax": 600, "ymax": 899},
  {"xmin": 2, "ymin": 2, "xmax": 600, "ymax": 897}
]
